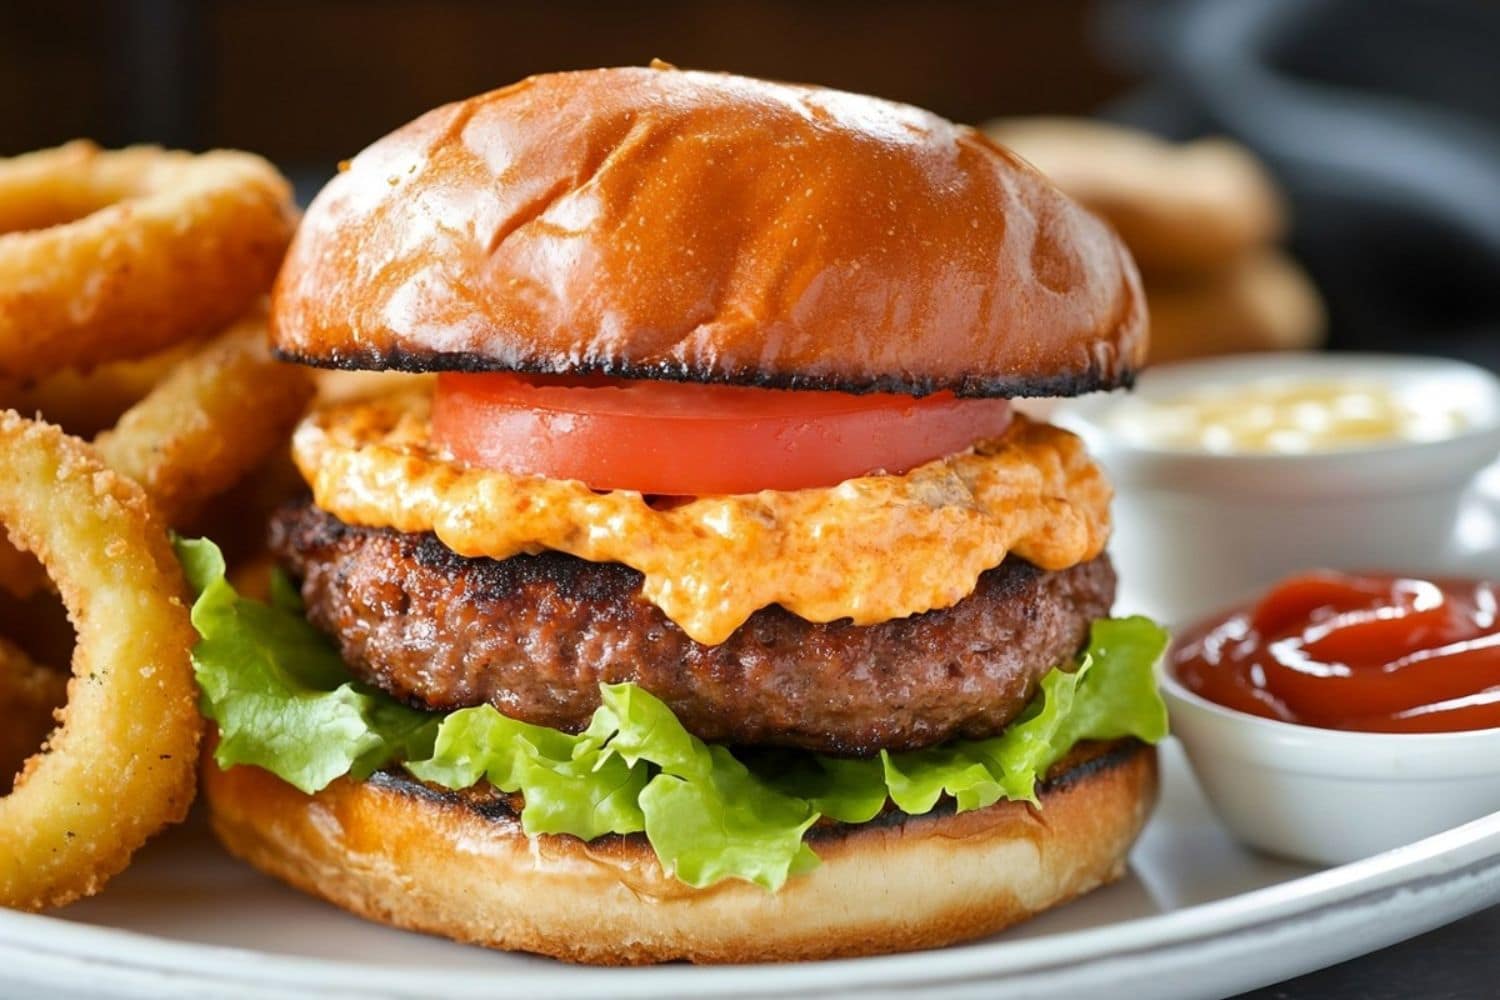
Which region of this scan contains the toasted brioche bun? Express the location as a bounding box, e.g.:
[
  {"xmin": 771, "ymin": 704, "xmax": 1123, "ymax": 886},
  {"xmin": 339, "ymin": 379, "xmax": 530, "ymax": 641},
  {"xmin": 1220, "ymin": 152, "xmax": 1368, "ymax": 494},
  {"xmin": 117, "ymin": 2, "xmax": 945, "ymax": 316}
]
[
  {"xmin": 272, "ymin": 65, "xmax": 1146, "ymax": 398},
  {"xmin": 203, "ymin": 739, "xmax": 1157, "ymax": 965}
]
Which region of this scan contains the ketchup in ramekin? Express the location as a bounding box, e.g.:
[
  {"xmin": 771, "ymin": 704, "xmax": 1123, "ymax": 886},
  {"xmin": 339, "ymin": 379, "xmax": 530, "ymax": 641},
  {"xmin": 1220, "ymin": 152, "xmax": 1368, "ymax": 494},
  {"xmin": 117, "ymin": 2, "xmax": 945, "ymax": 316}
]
[{"xmin": 1172, "ymin": 571, "xmax": 1500, "ymax": 733}]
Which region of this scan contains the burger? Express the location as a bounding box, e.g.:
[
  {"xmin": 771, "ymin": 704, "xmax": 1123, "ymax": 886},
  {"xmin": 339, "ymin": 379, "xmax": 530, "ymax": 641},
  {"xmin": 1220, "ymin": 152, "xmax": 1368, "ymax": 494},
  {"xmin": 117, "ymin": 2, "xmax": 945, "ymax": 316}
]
[{"xmin": 180, "ymin": 64, "xmax": 1167, "ymax": 965}]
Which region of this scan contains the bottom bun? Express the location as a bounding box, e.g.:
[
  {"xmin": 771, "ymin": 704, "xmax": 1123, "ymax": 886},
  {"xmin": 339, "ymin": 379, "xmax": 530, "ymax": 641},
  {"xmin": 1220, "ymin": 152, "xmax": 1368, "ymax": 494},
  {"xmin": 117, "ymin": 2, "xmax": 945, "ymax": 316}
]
[{"xmin": 203, "ymin": 740, "xmax": 1158, "ymax": 965}]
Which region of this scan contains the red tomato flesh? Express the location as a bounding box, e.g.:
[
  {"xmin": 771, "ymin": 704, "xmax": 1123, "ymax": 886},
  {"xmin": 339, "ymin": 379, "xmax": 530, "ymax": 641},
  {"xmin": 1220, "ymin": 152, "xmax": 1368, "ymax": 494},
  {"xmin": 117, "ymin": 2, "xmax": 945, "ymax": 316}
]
[{"xmin": 431, "ymin": 373, "xmax": 1013, "ymax": 495}]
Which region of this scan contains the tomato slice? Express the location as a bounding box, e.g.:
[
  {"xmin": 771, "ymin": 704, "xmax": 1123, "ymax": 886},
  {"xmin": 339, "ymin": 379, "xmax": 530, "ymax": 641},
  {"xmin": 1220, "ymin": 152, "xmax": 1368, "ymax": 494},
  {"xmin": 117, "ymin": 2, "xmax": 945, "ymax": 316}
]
[{"xmin": 431, "ymin": 373, "xmax": 1013, "ymax": 495}]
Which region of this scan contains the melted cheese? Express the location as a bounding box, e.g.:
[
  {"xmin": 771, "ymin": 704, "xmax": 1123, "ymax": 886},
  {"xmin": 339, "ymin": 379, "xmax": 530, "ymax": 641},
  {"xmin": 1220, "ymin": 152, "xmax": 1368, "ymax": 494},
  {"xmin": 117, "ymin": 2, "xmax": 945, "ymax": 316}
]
[{"xmin": 293, "ymin": 393, "xmax": 1112, "ymax": 645}]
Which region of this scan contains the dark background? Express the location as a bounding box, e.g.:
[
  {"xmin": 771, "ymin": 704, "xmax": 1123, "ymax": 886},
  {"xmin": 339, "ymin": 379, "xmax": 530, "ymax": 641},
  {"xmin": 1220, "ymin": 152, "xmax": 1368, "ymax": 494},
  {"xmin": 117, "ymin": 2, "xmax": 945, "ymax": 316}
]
[
  {"xmin": 4, "ymin": 0, "xmax": 1499, "ymax": 364},
  {"xmin": 0, "ymin": 1, "xmax": 1129, "ymax": 159},
  {"xmin": 3, "ymin": 2, "xmax": 1498, "ymax": 996}
]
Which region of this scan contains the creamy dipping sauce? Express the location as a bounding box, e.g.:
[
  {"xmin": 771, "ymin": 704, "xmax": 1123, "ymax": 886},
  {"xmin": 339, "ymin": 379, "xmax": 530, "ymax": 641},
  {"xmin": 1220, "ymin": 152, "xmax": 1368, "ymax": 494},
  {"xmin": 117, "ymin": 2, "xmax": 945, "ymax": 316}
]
[{"xmin": 1104, "ymin": 376, "xmax": 1471, "ymax": 454}]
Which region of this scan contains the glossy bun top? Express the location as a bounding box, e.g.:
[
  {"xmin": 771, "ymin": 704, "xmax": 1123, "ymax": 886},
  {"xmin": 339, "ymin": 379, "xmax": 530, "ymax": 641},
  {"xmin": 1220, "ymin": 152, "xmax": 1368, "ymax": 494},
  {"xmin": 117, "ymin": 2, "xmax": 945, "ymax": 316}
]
[{"xmin": 272, "ymin": 64, "xmax": 1147, "ymax": 397}]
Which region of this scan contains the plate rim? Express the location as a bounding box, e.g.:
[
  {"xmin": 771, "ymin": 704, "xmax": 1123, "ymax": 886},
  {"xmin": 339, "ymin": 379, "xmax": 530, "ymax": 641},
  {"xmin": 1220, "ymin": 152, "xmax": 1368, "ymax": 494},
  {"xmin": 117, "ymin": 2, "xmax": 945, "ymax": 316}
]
[{"xmin": 3, "ymin": 807, "xmax": 1499, "ymax": 998}]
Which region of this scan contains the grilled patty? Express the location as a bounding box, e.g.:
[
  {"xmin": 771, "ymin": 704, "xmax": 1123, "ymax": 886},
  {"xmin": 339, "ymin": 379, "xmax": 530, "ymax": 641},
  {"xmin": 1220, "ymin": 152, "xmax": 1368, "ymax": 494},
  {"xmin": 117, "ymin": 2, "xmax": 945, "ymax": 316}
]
[{"xmin": 270, "ymin": 500, "xmax": 1116, "ymax": 755}]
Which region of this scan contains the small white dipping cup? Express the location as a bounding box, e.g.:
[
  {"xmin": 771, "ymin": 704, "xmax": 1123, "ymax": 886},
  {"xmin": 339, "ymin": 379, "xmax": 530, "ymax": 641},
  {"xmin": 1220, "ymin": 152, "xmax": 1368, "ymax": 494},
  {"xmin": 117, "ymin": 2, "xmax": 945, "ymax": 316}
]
[
  {"xmin": 1054, "ymin": 353, "xmax": 1500, "ymax": 624},
  {"xmin": 1160, "ymin": 667, "xmax": 1500, "ymax": 864}
]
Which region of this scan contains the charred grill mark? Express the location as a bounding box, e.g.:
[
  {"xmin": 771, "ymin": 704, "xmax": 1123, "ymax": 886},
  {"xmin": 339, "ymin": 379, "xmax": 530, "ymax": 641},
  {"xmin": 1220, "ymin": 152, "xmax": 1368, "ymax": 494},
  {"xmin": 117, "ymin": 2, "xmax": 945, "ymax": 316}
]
[
  {"xmin": 272, "ymin": 345, "xmax": 1135, "ymax": 400},
  {"xmin": 369, "ymin": 739, "xmax": 1148, "ymax": 846}
]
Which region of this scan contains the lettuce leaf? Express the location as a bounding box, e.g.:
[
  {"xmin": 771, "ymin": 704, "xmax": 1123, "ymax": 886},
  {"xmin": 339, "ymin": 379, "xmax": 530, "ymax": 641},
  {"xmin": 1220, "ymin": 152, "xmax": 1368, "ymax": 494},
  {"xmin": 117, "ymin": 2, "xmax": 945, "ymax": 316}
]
[
  {"xmin": 404, "ymin": 704, "xmax": 650, "ymax": 841},
  {"xmin": 176, "ymin": 537, "xmax": 438, "ymax": 794},
  {"xmin": 175, "ymin": 536, "xmax": 1168, "ymax": 892},
  {"xmin": 589, "ymin": 683, "xmax": 821, "ymax": 888}
]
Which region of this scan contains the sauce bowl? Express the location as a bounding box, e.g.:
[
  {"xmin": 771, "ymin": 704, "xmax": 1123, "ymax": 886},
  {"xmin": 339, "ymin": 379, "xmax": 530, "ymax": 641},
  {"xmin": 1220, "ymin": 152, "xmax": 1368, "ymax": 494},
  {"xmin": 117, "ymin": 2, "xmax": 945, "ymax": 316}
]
[
  {"xmin": 1055, "ymin": 353, "xmax": 1500, "ymax": 624},
  {"xmin": 1160, "ymin": 665, "xmax": 1500, "ymax": 865}
]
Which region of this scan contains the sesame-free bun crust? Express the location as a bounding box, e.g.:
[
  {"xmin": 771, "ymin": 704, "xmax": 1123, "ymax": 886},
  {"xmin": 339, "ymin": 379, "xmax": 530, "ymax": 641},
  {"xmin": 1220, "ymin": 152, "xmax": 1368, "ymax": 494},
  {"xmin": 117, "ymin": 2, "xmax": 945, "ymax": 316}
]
[
  {"xmin": 202, "ymin": 740, "xmax": 1158, "ymax": 965},
  {"xmin": 272, "ymin": 66, "xmax": 1147, "ymax": 398}
]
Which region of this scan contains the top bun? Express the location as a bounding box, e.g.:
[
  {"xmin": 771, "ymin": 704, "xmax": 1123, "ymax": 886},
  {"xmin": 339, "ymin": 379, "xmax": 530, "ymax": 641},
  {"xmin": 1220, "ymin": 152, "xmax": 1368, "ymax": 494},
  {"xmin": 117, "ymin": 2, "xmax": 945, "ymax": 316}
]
[{"xmin": 272, "ymin": 65, "xmax": 1147, "ymax": 397}]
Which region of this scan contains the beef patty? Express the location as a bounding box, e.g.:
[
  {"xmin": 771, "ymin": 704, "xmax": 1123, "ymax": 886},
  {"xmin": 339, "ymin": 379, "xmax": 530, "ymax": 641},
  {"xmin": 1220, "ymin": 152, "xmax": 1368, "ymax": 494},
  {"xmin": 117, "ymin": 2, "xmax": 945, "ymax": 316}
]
[{"xmin": 271, "ymin": 500, "xmax": 1116, "ymax": 755}]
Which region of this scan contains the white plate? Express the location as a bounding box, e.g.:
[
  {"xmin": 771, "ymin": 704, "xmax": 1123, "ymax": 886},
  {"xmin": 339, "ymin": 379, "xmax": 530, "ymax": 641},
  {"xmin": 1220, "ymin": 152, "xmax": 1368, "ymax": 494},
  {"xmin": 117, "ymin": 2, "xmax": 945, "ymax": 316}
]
[
  {"xmin": 5, "ymin": 467, "xmax": 1499, "ymax": 1000},
  {"xmin": 2, "ymin": 741, "xmax": 1498, "ymax": 1000}
]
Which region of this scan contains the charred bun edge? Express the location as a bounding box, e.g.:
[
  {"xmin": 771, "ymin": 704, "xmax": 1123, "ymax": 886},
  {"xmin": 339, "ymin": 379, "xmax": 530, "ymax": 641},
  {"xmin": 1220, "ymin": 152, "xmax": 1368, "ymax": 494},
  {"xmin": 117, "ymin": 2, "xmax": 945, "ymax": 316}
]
[
  {"xmin": 368, "ymin": 737, "xmax": 1147, "ymax": 840},
  {"xmin": 272, "ymin": 345, "xmax": 1137, "ymax": 399}
]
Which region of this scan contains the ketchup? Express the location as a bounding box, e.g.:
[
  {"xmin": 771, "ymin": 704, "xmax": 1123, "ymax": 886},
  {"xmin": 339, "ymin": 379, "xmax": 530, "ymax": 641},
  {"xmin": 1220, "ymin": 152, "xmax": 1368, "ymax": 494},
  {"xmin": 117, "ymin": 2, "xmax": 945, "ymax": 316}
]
[{"xmin": 1172, "ymin": 571, "xmax": 1500, "ymax": 733}]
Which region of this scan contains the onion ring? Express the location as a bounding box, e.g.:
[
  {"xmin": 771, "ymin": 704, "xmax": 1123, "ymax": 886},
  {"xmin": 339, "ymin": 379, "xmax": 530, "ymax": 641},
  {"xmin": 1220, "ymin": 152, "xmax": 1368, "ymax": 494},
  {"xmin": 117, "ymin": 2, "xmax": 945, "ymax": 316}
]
[
  {"xmin": 0, "ymin": 338, "xmax": 205, "ymax": 438},
  {"xmin": 0, "ymin": 637, "xmax": 66, "ymax": 796},
  {"xmin": 0, "ymin": 412, "xmax": 199, "ymax": 910},
  {"xmin": 94, "ymin": 311, "xmax": 315, "ymax": 525},
  {"xmin": 1, "ymin": 312, "xmax": 312, "ymax": 594},
  {"xmin": 0, "ymin": 142, "xmax": 296, "ymax": 381}
]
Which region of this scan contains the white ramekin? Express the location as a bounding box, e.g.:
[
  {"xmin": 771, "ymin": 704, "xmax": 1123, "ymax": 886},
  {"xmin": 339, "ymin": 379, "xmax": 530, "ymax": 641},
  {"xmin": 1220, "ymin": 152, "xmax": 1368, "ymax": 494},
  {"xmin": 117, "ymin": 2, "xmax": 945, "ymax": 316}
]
[
  {"xmin": 1054, "ymin": 353, "xmax": 1500, "ymax": 624},
  {"xmin": 1160, "ymin": 665, "xmax": 1500, "ymax": 865}
]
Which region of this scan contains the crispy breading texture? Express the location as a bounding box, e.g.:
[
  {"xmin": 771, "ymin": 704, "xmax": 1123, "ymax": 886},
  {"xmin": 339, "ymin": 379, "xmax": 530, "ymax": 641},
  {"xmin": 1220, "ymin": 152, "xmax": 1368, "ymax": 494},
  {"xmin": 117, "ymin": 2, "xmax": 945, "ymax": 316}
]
[
  {"xmin": 0, "ymin": 142, "xmax": 296, "ymax": 381},
  {"xmin": 0, "ymin": 413, "xmax": 199, "ymax": 910},
  {"xmin": 95, "ymin": 312, "xmax": 314, "ymax": 524}
]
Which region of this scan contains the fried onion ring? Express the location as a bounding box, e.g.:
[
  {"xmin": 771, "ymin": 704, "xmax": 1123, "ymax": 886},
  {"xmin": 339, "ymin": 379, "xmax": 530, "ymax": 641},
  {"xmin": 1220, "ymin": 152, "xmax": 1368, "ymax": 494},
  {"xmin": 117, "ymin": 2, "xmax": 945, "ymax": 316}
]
[
  {"xmin": 0, "ymin": 413, "xmax": 199, "ymax": 910},
  {"xmin": 0, "ymin": 313, "xmax": 312, "ymax": 594},
  {"xmin": 94, "ymin": 311, "xmax": 315, "ymax": 525},
  {"xmin": 0, "ymin": 637, "xmax": 66, "ymax": 796},
  {"xmin": 0, "ymin": 142, "xmax": 296, "ymax": 380},
  {"xmin": 0, "ymin": 338, "xmax": 205, "ymax": 438}
]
